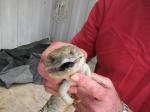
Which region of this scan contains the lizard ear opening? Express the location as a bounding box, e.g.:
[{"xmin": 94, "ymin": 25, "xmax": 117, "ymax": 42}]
[{"xmin": 59, "ymin": 62, "xmax": 75, "ymax": 71}]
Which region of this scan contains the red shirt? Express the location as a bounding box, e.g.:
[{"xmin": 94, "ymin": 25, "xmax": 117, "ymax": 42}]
[{"xmin": 71, "ymin": 0, "xmax": 150, "ymax": 111}]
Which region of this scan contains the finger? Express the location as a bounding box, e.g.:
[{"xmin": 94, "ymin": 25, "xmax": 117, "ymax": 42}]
[
  {"xmin": 44, "ymin": 86, "xmax": 59, "ymax": 96},
  {"xmin": 92, "ymin": 73, "xmax": 112, "ymax": 88},
  {"xmin": 44, "ymin": 80, "xmax": 59, "ymax": 90},
  {"xmin": 69, "ymin": 86, "xmax": 77, "ymax": 94},
  {"xmin": 75, "ymin": 103, "xmax": 89, "ymax": 112},
  {"xmin": 70, "ymin": 73, "xmax": 106, "ymax": 100},
  {"xmin": 38, "ymin": 61, "xmax": 49, "ymax": 80},
  {"xmin": 77, "ymin": 87, "xmax": 103, "ymax": 112},
  {"xmin": 77, "ymin": 87, "xmax": 95, "ymax": 103}
]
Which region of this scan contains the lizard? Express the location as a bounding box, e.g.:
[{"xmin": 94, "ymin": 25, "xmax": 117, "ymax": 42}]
[{"xmin": 39, "ymin": 45, "xmax": 91, "ymax": 112}]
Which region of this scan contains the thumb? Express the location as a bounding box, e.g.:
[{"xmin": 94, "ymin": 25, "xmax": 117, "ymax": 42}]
[{"xmin": 70, "ymin": 73, "xmax": 105, "ymax": 100}]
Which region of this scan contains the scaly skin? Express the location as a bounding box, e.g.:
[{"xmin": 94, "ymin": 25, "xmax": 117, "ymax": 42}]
[{"xmin": 39, "ymin": 45, "xmax": 91, "ymax": 112}]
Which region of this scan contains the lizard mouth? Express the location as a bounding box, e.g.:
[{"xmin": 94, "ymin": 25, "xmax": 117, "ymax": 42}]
[
  {"xmin": 59, "ymin": 62, "xmax": 75, "ymax": 71},
  {"xmin": 47, "ymin": 57, "xmax": 82, "ymax": 73}
]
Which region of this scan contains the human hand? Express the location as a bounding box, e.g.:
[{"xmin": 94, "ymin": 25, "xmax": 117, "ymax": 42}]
[
  {"xmin": 70, "ymin": 73, "xmax": 124, "ymax": 112},
  {"xmin": 38, "ymin": 42, "xmax": 87, "ymax": 96}
]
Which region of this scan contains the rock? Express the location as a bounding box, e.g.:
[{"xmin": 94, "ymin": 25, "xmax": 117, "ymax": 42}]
[{"xmin": 0, "ymin": 84, "xmax": 51, "ymax": 112}]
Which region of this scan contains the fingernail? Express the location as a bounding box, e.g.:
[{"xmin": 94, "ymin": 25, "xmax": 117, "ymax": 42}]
[{"xmin": 71, "ymin": 75, "xmax": 79, "ymax": 81}]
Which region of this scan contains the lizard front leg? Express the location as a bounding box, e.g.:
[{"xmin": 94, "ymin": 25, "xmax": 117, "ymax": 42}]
[
  {"xmin": 59, "ymin": 63, "xmax": 91, "ymax": 105},
  {"xmin": 82, "ymin": 63, "xmax": 91, "ymax": 77},
  {"xmin": 59, "ymin": 80, "xmax": 74, "ymax": 105}
]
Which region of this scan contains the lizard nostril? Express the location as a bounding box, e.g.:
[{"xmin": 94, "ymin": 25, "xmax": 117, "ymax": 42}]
[{"xmin": 59, "ymin": 62, "xmax": 74, "ymax": 71}]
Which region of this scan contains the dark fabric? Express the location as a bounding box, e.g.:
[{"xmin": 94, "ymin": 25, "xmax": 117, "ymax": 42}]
[
  {"xmin": 0, "ymin": 39, "xmax": 49, "ymax": 88},
  {"xmin": 29, "ymin": 53, "xmax": 43, "ymax": 84},
  {"xmin": 0, "ymin": 65, "xmax": 33, "ymax": 88}
]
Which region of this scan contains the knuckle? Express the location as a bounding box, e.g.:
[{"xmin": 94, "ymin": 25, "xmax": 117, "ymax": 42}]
[
  {"xmin": 105, "ymin": 77, "xmax": 113, "ymax": 85},
  {"xmin": 96, "ymin": 89, "xmax": 106, "ymax": 99},
  {"xmin": 80, "ymin": 77, "xmax": 90, "ymax": 87},
  {"xmin": 79, "ymin": 75, "xmax": 87, "ymax": 83}
]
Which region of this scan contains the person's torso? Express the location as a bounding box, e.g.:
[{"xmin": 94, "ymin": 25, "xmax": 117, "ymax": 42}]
[{"xmin": 95, "ymin": 0, "xmax": 150, "ymax": 111}]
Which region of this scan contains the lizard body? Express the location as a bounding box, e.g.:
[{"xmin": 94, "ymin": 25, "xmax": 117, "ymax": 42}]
[{"xmin": 40, "ymin": 45, "xmax": 91, "ymax": 112}]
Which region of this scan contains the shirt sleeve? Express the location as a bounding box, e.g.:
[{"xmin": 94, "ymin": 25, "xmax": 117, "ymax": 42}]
[{"xmin": 71, "ymin": 0, "xmax": 105, "ymax": 61}]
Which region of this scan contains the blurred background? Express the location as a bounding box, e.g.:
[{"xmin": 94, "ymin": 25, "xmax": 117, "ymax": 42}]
[{"xmin": 0, "ymin": 0, "xmax": 96, "ymax": 49}]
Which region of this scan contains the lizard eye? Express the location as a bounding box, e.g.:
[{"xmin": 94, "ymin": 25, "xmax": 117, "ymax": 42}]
[
  {"xmin": 50, "ymin": 58, "xmax": 55, "ymax": 63},
  {"xmin": 47, "ymin": 55, "xmax": 55, "ymax": 63}
]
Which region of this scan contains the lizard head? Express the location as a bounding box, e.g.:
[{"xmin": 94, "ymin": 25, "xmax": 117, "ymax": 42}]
[{"xmin": 45, "ymin": 45, "xmax": 85, "ymax": 79}]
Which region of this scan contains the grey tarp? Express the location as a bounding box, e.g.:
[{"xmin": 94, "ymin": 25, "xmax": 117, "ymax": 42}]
[{"xmin": 0, "ymin": 39, "xmax": 50, "ymax": 88}]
